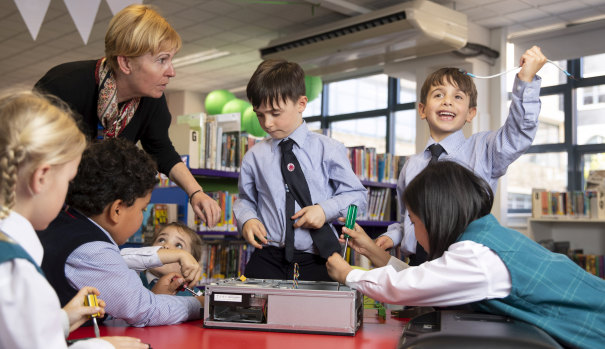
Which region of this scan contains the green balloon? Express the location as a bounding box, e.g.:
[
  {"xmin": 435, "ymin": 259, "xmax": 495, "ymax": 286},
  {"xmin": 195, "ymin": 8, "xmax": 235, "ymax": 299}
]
[
  {"xmin": 205, "ymin": 89, "xmax": 235, "ymax": 115},
  {"xmin": 221, "ymin": 98, "xmax": 251, "ymax": 116},
  {"xmin": 305, "ymin": 75, "xmax": 322, "ymax": 102},
  {"xmin": 242, "ymin": 105, "xmax": 266, "ymax": 138}
]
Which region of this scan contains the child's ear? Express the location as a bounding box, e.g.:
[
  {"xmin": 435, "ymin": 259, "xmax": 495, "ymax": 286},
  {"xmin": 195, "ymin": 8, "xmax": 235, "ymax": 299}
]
[
  {"xmin": 108, "ymin": 199, "xmax": 124, "ymax": 224},
  {"xmin": 418, "ymin": 103, "xmax": 427, "ymax": 120},
  {"xmin": 296, "ymin": 96, "xmax": 308, "ymax": 113},
  {"xmin": 466, "ymin": 107, "xmax": 477, "ymax": 123},
  {"xmin": 29, "ymin": 164, "xmax": 52, "ymax": 195}
]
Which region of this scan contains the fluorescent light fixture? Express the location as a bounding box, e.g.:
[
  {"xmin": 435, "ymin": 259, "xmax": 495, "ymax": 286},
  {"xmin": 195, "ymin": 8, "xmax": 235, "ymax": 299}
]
[{"xmin": 172, "ymin": 49, "xmax": 230, "ymax": 68}]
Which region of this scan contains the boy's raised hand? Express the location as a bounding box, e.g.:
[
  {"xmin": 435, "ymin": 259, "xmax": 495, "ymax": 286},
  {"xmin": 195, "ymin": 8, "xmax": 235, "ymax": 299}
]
[
  {"xmin": 518, "ymin": 45, "xmax": 547, "ymax": 82},
  {"xmin": 292, "ymin": 204, "xmax": 326, "ymax": 229},
  {"xmin": 242, "ymin": 218, "xmax": 269, "ymax": 249},
  {"xmin": 63, "ymin": 286, "xmax": 105, "ymax": 332}
]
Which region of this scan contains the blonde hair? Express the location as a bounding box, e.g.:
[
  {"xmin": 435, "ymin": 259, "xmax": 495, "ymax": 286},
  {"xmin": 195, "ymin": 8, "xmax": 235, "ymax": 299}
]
[
  {"xmin": 105, "ymin": 4, "xmax": 182, "ymax": 73},
  {"xmin": 0, "ymin": 90, "xmax": 86, "ymax": 219},
  {"xmin": 150, "ymin": 222, "xmax": 203, "ymax": 261}
]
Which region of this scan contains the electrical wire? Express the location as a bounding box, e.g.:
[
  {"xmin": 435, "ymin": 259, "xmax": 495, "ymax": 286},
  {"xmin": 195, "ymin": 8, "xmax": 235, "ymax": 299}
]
[{"xmin": 460, "ymin": 60, "xmax": 578, "ymax": 80}]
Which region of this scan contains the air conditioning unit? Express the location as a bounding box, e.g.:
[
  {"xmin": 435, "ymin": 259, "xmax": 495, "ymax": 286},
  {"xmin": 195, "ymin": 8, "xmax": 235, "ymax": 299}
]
[{"xmin": 260, "ymin": 0, "xmax": 467, "ymax": 76}]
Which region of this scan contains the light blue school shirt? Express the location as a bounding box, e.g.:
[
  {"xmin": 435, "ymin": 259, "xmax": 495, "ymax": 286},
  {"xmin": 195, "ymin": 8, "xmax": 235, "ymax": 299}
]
[
  {"xmin": 383, "ymin": 75, "xmax": 542, "ymax": 255},
  {"xmin": 233, "ymin": 122, "xmax": 367, "ymax": 254}
]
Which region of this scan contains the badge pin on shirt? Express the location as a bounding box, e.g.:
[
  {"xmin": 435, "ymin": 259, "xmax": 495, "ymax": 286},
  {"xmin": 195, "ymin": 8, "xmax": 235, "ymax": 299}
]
[{"xmin": 287, "ymin": 163, "xmax": 295, "ymax": 172}]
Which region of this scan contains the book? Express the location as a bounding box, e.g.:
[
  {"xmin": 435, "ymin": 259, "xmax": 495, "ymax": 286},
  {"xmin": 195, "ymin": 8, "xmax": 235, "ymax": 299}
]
[{"xmin": 169, "ymin": 123, "xmax": 200, "ymax": 169}]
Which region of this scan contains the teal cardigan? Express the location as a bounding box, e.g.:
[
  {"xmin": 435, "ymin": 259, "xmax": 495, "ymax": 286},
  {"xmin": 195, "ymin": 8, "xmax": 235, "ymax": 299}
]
[{"xmin": 459, "ymin": 214, "xmax": 605, "ymax": 349}]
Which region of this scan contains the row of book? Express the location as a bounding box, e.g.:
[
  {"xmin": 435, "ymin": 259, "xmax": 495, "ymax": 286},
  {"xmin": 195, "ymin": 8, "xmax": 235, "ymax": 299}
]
[
  {"xmin": 199, "ymin": 240, "xmax": 251, "ymax": 283},
  {"xmin": 359, "ymin": 187, "xmax": 392, "ymax": 221},
  {"xmin": 127, "ymin": 203, "xmax": 180, "ymax": 244},
  {"xmin": 571, "ymin": 253, "xmax": 605, "ymax": 279},
  {"xmin": 170, "ymin": 113, "xmax": 263, "ymax": 172},
  {"xmin": 531, "ymin": 189, "xmax": 605, "ymax": 219},
  {"xmin": 195, "ymin": 191, "xmax": 238, "ymax": 232},
  {"xmin": 348, "ymin": 146, "xmax": 407, "ymax": 184}
]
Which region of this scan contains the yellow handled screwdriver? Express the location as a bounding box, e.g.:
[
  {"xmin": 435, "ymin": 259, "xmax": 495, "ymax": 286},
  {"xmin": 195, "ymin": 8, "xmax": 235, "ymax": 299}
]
[{"xmin": 84, "ymin": 294, "xmax": 101, "ymax": 338}]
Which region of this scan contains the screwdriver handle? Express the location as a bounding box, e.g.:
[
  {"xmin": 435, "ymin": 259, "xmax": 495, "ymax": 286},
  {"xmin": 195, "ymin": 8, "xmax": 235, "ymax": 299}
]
[
  {"xmin": 344, "ymin": 204, "xmax": 358, "ymax": 238},
  {"xmin": 84, "ymin": 294, "xmax": 101, "ymax": 318}
]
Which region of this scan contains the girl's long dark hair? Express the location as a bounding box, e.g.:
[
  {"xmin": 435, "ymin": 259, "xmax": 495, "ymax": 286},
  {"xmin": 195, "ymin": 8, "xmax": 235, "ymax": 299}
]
[{"xmin": 403, "ymin": 161, "xmax": 493, "ymax": 260}]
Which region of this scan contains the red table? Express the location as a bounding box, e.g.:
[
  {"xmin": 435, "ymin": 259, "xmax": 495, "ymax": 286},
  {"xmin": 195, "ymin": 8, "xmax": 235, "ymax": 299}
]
[{"xmin": 69, "ymin": 313, "xmax": 408, "ymax": 349}]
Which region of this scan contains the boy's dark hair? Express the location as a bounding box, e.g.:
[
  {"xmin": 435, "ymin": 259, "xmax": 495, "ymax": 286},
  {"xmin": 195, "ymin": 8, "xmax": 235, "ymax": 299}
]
[
  {"xmin": 419, "ymin": 67, "xmax": 478, "ymax": 108},
  {"xmin": 149, "ymin": 221, "xmax": 203, "ymax": 261},
  {"xmin": 403, "ymin": 161, "xmax": 493, "ymax": 260},
  {"xmin": 246, "ymin": 59, "xmax": 306, "ymax": 109},
  {"xmin": 67, "ymin": 138, "xmax": 158, "ymax": 216}
]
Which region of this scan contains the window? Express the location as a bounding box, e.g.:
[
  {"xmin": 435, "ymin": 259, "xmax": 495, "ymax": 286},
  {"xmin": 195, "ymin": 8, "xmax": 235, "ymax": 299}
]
[
  {"xmin": 303, "ymin": 73, "xmax": 416, "ymax": 158},
  {"xmin": 505, "ymin": 51, "xmax": 605, "ymax": 215}
]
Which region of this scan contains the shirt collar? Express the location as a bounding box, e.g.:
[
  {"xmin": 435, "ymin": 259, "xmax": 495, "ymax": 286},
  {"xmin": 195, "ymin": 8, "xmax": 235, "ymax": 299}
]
[
  {"xmin": 0, "ymin": 211, "xmax": 44, "ymax": 265},
  {"xmin": 424, "ymin": 129, "xmax": 465, "ymax": 157},
  {"xmin": 85, "ymin": 215, "xmax": 118, "ymax": 246},
  {"xmin": 271, "ymin": 121, "xmax": 309, "ymax": 153}
]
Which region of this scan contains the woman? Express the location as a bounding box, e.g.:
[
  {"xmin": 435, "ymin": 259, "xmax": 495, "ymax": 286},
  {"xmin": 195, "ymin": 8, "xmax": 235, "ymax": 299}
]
[{"xmin": 35, "ymin": 4, "xmax": 220, "ymax": 227}]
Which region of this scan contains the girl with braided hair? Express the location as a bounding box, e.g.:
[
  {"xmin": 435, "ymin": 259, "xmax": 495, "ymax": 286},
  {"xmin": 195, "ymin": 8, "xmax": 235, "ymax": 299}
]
[{"xmin": 0, "ymin": 90, "xmax": 147, "ymax": 348}]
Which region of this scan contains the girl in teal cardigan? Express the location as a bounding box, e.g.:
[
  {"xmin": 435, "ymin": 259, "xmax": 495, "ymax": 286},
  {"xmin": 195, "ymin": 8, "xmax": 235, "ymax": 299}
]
[{"xmin": 327, "ymin": 161, "xmax": 605, "ymax": 349}]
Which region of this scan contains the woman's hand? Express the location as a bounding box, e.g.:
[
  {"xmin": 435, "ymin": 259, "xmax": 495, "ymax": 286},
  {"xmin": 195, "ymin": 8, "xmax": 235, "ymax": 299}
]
[
  {"xmin": 190, "ymin": 191, "xmax": 222, "ymax": 228},
  {"xmin": 63, "ymin": 287, "xmax": 105, "ymax": 332},
  {"xmin": 326, "ymin": 252, "xmax": 353, "ymax": 284}
]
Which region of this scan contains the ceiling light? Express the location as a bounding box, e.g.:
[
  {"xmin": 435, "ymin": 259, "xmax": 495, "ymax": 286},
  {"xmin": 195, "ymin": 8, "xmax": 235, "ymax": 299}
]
[{"xmin": 172, "ymin": 49, "xmax": 230, "ymax": 68}]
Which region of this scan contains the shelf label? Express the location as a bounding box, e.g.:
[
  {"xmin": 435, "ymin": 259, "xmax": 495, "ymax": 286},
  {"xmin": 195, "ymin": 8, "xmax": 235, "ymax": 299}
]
[{"xmin": 214, "ymin": 293, "xmax": 242, "ymax": 302}]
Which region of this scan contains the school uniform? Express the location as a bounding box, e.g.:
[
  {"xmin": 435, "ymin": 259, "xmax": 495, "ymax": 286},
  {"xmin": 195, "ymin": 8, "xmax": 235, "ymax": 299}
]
[
  {"xmin": 382, "ymin": 75, "xmax": 542, "ymax": 256},
  {"xmin": 38, "ymin": 207, "xmax": 201, "ymax": 327},
  {"xmin": 233, "ymin": 122, "xmax": 367, "ymax": 280},
  {"xmin": 0, "ymin": 211, "xmax": 111, "ymax": 348},
  {"xmin": 346, "ymin": 214, "xmax": 605, "ymax": 349}
]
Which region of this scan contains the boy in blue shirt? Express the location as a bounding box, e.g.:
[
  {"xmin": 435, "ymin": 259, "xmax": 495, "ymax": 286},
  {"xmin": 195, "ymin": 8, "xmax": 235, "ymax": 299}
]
[
  {"xmin": 375, "ymin": 46, "xmax": 547, "ymax": 264},
  {"xmin": 233, "ymin": 59, "xmax": 367, "ymax": 281}
]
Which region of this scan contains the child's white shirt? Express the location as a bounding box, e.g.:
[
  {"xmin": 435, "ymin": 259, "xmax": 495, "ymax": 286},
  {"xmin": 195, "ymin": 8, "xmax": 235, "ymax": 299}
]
[{"xmin": 346, "ymin": 240, "xmax": 511, "ymax": 307}]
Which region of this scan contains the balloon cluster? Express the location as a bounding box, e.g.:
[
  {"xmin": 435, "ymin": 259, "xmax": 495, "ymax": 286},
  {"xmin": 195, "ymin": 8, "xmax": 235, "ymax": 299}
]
[{"xmin": 203, "ymin": 76, "xmax": 322, "ymax": 138}]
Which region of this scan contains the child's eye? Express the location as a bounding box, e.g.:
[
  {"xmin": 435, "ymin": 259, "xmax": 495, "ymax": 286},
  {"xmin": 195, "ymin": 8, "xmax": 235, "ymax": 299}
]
[
  {"xmin": 158, "ymin": 238, "xmax": 166, "ymax": 243},
  {"xmin": 176, "ymin": 243, "xmax": 183, "ymax": 249}
]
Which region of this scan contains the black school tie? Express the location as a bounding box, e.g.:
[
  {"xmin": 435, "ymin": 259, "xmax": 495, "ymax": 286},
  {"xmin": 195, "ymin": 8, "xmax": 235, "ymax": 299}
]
[
  {"xmin": 409, "ymin": 144, "xmax": 446, "ymax": 266},
  {"xmin": 279, "ymin": 139, "xmax": 341, "ymax": 262},
  {"xmin": 428, "ymin": 143, "xmax": 445, "ymax": 164}
]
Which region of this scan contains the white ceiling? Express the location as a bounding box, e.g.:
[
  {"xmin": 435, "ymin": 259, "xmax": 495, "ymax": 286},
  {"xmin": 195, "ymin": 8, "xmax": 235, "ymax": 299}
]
[{"xmin": 1, "ymin": 0, "xmax": 605, "ymax": 96}]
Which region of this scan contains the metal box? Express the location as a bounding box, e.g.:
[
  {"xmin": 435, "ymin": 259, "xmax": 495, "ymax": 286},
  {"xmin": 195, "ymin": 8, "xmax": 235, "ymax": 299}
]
[{"xmin": 203, "ymin": 278, "xmax": 363, "ymax": 335}]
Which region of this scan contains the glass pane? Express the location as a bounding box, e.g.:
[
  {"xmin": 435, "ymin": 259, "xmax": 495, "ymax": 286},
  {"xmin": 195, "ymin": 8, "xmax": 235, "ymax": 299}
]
[
  {"xmin": 577, "ymin": 84, "xmax": 605, "ymax": 145},
  {"xmin": 303, "ymin": 93, "xmax": 322, "ymax": 117},
  {"xmin": 398, "ymin": 74, "xmax": 416, "ymax": 104},
  {"xmin": 330, "ymin": 116, "xmax": 386, "ymax": 154},
  {"xmin": 394, "ymin": 110, "xmax": 416, "ymax": 156},
  {"xmin": 305, "ymin": 121, "xmax": 321, "ymax": 132},
  {"xmin": 507, "ymin": 152, "xmax": 568, "ymax": 212},
  {"xmin": 531, "ymin": 94, "xmax": 564, "ymax": 145},
  {"xmin": 583, "ymin": 153, "xmax": 605, "ymax": 189},
  {"xmin": 539, "ymin": 60, "xmax": 567, "ymax": 87},
  {"xmin": 582, "ymin": 53, "xmax": 605, "ymax": 78},
  {"xmin": 327, "ymin": 75, "xmax": 388, "ymax": 115}
]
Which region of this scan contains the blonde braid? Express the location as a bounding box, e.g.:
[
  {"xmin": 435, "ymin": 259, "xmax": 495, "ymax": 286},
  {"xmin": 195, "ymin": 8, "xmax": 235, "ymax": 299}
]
[
  {"xmin": 0, "ymin": 90, "xmax": 86, "ymax": 221},
  {"xmin": 0, "ymin": 146, "xmax": 25, "ymax": 219}
]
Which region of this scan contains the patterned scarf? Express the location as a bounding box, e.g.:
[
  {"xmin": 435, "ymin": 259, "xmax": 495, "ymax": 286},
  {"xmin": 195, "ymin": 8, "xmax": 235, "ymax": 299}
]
[{"xmin": 95, "ymin": 58, "xmax": 140, "ymax": 138}]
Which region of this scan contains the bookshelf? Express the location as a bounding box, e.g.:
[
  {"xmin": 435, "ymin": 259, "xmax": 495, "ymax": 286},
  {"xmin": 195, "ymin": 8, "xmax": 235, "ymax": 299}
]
[{"xmin": 528, "ymin": 218, "xmax": 605, "ymax": 255}]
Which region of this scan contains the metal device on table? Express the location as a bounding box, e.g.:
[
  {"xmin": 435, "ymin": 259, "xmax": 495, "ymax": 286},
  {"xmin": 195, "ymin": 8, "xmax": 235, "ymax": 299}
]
[
  {"xmin": 84, "ymin": 294, "xmax": 101, "ymax": 338},
  {"xmin": 203, "ymin": 278, "xmax": 363, "ymax": 335}
]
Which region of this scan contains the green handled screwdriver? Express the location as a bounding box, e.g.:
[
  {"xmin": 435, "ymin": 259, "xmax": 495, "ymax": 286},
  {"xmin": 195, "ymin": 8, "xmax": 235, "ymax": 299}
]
[{"xmin": 343, "ymin": 204, "xmax": 357, "ymax": 258}]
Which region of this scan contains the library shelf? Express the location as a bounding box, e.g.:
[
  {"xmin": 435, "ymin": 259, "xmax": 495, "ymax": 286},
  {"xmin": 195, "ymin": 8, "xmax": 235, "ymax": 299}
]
[{"xmin": 190, "ymin": 168, "xmax": 239, "ymax": 178}]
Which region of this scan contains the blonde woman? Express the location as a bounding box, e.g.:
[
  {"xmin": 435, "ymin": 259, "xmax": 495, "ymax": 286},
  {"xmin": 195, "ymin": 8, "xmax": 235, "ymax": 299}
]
[
  {"xmin": 0, "ymin": 91, "xmax": 148, "ymax": 348},
  {"xmin": 35, "ymin": 4, "xmax": 220, "ymax": 229}
]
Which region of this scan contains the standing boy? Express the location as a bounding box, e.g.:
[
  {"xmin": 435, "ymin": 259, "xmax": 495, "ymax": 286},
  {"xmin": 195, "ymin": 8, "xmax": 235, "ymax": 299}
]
[
  {"xmin": 38, "ymin": 138, "xmax": 203, "ymax": 327},
  {"xmin": 376, "ymin": 46, "xmax": 547, "ymax": 264},
  {"xmin": 233, "ymin": 59, "xmax": 367, "ymax": 281}
]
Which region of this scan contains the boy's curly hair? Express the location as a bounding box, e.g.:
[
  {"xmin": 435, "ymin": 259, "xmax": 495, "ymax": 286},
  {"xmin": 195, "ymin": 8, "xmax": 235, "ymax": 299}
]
[{"xmin": 66, "ymin": 138, "xmax": 158, "ymax": 216}]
